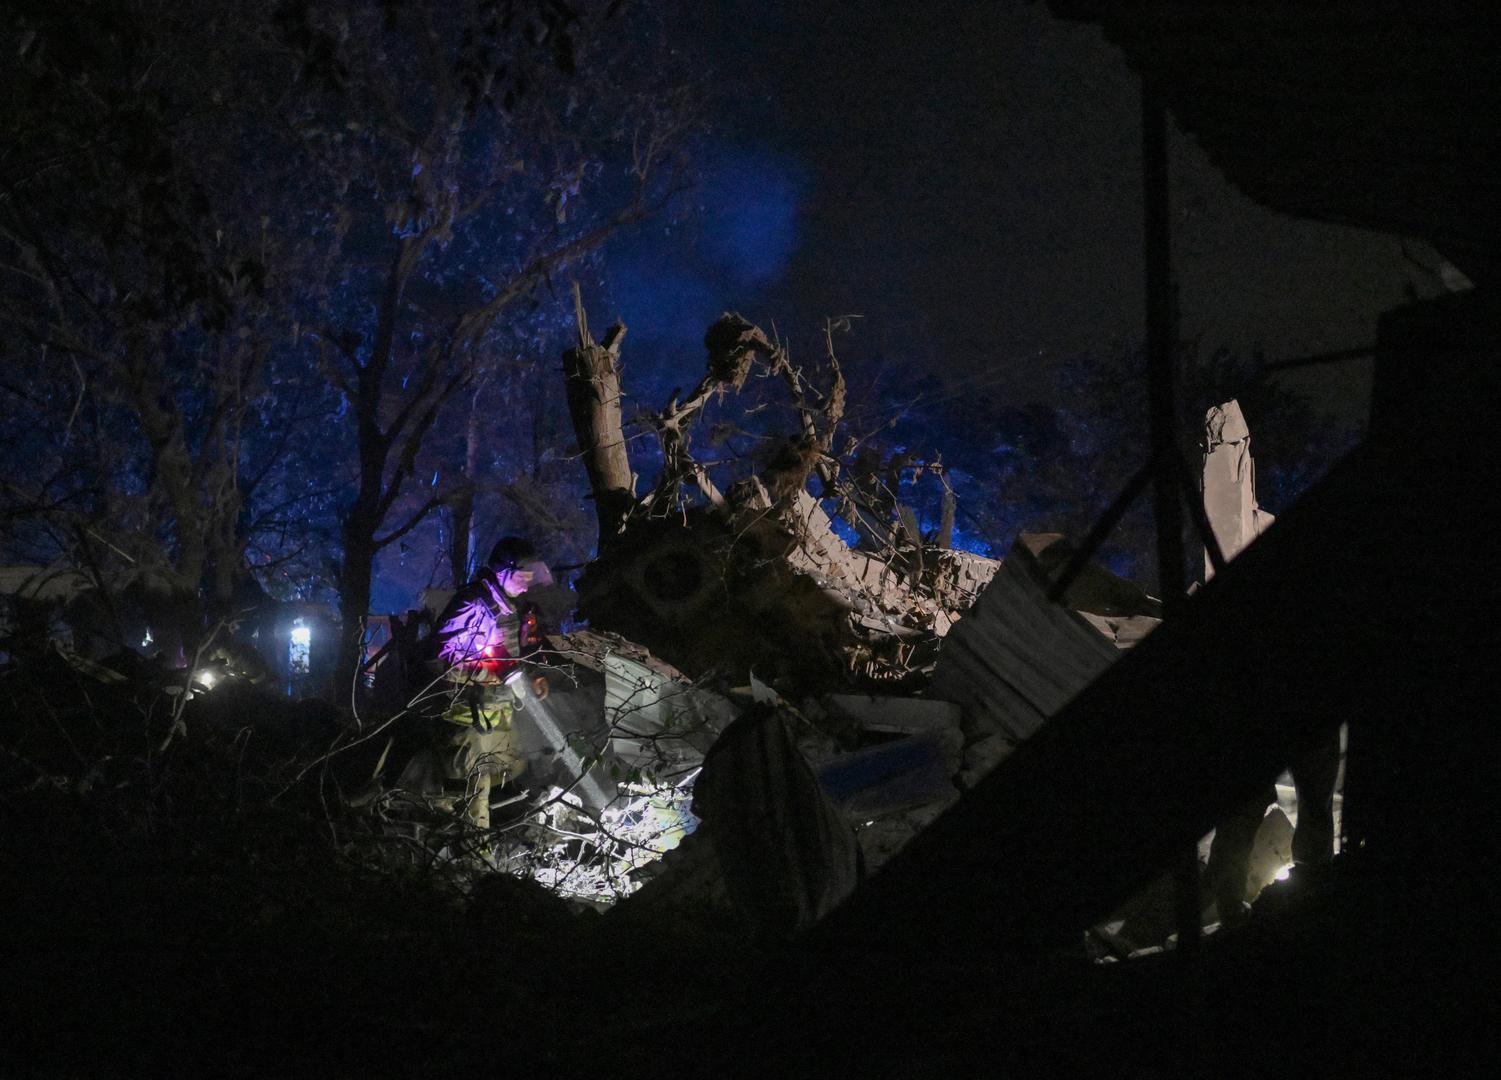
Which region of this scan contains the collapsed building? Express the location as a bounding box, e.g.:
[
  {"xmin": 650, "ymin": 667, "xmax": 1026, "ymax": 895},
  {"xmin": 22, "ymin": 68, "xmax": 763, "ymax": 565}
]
[
  {"xmin": 354, "ymin": 6, "xmax": 1494, "ymax": 984},
  {"xmin": 2, "ymin": 295, "xmax": 1333, "ymax": 953},
  {"xmin": 390, "ymin": 296, "xmax": 1313, "ymax": 953}
]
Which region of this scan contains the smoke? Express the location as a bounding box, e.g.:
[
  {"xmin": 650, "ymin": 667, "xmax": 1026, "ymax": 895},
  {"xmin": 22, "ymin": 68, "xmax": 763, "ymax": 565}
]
[{"xmin": 603, "ymin": 144, "xmax": 807, "ymax": 381}]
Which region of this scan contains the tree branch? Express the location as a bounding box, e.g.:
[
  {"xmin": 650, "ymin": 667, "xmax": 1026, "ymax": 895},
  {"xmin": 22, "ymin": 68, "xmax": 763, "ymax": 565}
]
[
  {"xmin": 374, "ymin": 491, "xmax": 449, "ymax": 550},
  {"xmin": 452, "ymin": 202, "xmax": 647, "ymax": 353}
]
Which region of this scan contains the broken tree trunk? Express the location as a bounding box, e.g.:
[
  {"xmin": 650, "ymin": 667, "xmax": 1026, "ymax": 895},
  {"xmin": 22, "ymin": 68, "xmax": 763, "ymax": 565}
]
[
  {"xmin": 562, "ymin": 284, "xmax": 635, "ymax": 545},
  {"xmin": 562, "ymin": 309, "xmax": 999, "ymax": 692},
  {"xmin": 1201, "ymin": 399, "xmax": 1275, "ymax": 580}
]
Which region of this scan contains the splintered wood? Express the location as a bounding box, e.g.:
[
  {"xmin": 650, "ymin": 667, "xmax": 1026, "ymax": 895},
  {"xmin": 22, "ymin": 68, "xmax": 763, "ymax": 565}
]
[{"xmin": 564, "ymin": 308, "xmax": 998, "ymax": 691}]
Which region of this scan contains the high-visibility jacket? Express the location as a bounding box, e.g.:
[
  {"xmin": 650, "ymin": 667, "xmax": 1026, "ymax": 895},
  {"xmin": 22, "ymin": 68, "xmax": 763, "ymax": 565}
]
[{"xmin": 429, "ymin": 570, "xmax": 540, "ymax": 731}]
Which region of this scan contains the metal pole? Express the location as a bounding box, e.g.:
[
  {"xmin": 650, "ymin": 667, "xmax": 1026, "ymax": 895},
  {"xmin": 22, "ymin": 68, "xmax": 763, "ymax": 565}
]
[{"xmin": 1142, "ymin": 78, "xmax": 1200, "ymax": 956}]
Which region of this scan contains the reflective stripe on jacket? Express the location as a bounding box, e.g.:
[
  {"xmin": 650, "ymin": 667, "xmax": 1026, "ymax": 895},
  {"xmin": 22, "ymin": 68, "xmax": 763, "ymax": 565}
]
[{"xmin": 441, "ymin": 677, "xmax": 516, "ymax": 732}]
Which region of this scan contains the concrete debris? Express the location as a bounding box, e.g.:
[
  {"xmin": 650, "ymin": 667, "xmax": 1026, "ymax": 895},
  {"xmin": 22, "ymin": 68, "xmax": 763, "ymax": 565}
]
[
  {"xmin": 564, "ymin": 309, "xmax": 1003, "ymax": 691},
  {"xmin": 480, "ymin": 629, "xmax": 974, "ymax": 906},
  {"xmin": 616, "ymin": 522, "xmax": 1169, "ymax": 890},
  {"xmin": 412, "ymin": 306, "xmax": 1209, "ymax": 917},
  {"xmin": 770, "ymin": 490, "xmax": 995, "ymax": 641},
  {"xmin": 601, "ymin": 646, "xmax": 737, "ymax": 772},
  {"xmin": 931, "ymin": 548, "xmax": 1003, "ymax": 612},
  {"xmin": 1019, "ymin": 530, "xmax": 1165, "ymax": 650},
  {"xmin": 1243, "ymin": 806, "xmax": 1295, "ymax": 905},
  {"xmin": 577, "ymin": 491, "xmax": 999, "ymax": 691},
  {"xmin": 534, "ymin": 628, "xmax": 737, "ymax": 786},
  {"xmin": 1075, "ymin": 611, "xmax": 1161, "ymax": 649},
  {"xmin": 823, "ymin": 694, "xmax": 963, "ymax": 767},
  {"xmin": 1202, "ymin": 399, "xmax": 1275, "ymax": 580}
]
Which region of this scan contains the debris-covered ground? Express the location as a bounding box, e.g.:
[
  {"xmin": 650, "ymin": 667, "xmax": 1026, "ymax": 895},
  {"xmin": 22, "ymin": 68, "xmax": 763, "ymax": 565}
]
[{"xmin": 301, "ymin": 308, "xmax": 1216, "ymax": 944}]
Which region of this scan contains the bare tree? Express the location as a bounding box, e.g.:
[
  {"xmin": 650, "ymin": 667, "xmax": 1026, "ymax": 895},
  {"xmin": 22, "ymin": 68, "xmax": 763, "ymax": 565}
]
[
  {"xmin": 0, "ymin": 1, "xmax": 300, "ymax": 658},
  {"xmin": 261, "ymin": 1, "xmax": 696, "ymax": 694},
  {"xmin": 1, "ymin": 1, "xmax": 698, "ymax": 692}
]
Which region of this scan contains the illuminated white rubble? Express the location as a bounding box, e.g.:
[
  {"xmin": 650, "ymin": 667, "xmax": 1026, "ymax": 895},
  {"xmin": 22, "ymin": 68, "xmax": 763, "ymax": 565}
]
[{"xmin": 506, "ymin": 780, "xmax": 701, "ymax": 903}]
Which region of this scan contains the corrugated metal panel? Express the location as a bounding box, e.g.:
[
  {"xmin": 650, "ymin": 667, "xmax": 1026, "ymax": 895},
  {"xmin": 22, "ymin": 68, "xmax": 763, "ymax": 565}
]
[{"xmin": 928, "ymin": 539, "xmax": 1125, "ymax": 745}]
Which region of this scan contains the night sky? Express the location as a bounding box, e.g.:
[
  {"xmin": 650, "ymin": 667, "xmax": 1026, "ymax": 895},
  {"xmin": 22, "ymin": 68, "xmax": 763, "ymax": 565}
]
[
  {"xmin": 365, "ymin": 0, "xmax": 1457, "ymax": 611},
  {"xmin": 601, "ymin": 1, "xmax": 1448, "ymax": 423}
]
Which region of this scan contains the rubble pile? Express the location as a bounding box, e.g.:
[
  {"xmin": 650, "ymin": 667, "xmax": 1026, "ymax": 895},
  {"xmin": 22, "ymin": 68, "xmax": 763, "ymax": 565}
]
[
  {"xmin": 2, "ymin": 374, "xmax": 1348, "ymax": 958},
  {"xmin": 502, "ymin": 532, "xmax": 1161, "ymax": 920},
  {"xmin": 453, "ymin": 309, "xmax": 1177, "ymax": 924},
  {"xmin": 6, "ymin": 321, "xmax": 1273, "ymax": 946},
  {"xmin": 1201, "ymin": 399, "xmax": 1275, "ymax": 581},
  {"xmin": 568, "ymin": 308, "xmax": 1001, "ymax": 692}
]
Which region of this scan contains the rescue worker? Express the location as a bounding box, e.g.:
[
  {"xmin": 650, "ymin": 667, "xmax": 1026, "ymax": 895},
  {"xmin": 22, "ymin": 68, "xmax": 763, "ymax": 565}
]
[{"xmin": 427, "ymin": 536, "xmax": 553, "ymax": 830}]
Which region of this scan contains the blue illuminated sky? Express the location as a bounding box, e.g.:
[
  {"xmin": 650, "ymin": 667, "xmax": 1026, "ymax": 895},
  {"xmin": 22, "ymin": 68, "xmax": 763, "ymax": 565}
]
[{"xmin": 602, "ymin": 143, "xmax": 808, "ymax": 368}]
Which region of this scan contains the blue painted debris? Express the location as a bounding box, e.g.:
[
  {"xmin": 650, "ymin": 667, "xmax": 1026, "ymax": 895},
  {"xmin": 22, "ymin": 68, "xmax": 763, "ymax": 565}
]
[{"xmin": 817, "ymin": 732, "xmax": 956, "ymax": 816}]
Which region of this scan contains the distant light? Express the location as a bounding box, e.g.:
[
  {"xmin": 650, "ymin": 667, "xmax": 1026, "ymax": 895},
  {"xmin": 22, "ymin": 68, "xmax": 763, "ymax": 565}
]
[
  {"xmin": 142, "ymin": 627, "xmax": 154, "ymax": 649},
  {"xmin": 1275, "ymin": 864, "xmax": 1292, "ymax": 882},
  {"xmin": 289, "ymin": 619, "xmax": 311, "ymax": 675},
  {"xmin": 195, "ymin": 669, "xmax": 218, "ymax": 689}
]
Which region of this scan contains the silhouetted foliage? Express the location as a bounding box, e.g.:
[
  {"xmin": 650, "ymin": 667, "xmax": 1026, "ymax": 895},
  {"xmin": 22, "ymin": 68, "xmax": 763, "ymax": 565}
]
[
  {"xmin": 1, "ymin": 0, "xmax": 698, "ymax": 684},
  {"xmin": 850, "ymin": 342, "xmax": 1361, "ymax": 584}
]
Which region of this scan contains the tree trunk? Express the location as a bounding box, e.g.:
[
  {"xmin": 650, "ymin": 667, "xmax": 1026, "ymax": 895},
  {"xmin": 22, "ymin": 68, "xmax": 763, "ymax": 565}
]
[
  {"xmin": 448, "ymin": 381, "xmax": 485, "ymax": 587},
  {"xmin": 333, "ymin": 514, "xmax": 377, "ymax": 705},
  {"xmin": 561, "ymin": 287, "xmax": 635, "ymax": 545}
]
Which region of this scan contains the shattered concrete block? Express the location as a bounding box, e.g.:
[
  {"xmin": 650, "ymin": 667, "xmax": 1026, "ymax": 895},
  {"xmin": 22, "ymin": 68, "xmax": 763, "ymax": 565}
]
[
  {"xmin": 540, "ymin": 629, "xmax": 737, "ymax": 782},
  {"xmin": 1076, "ymin": 612, "xmax": 1162, "ymax": 650},
  {"xmin": 778, "ymin": 491, "xmax": 960, "ymax": 636},
  {"xmin": 1202, "ymin": 399, "xmax": 1275, "ymax": 580},
  {"xmin": 930, "ymin": 548, "xmax": 1002, "ymax": 613},
  {"xmin": 1245, "ymin": 806, "xmax": 1295, "ymax": 904},
  {"xmin": 602, "ymin": 651, "xmax": 738, "ymax": 769},
  {"xmin": 577, "ymin": 488, "xmax": 963, "ymax": 689}
]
